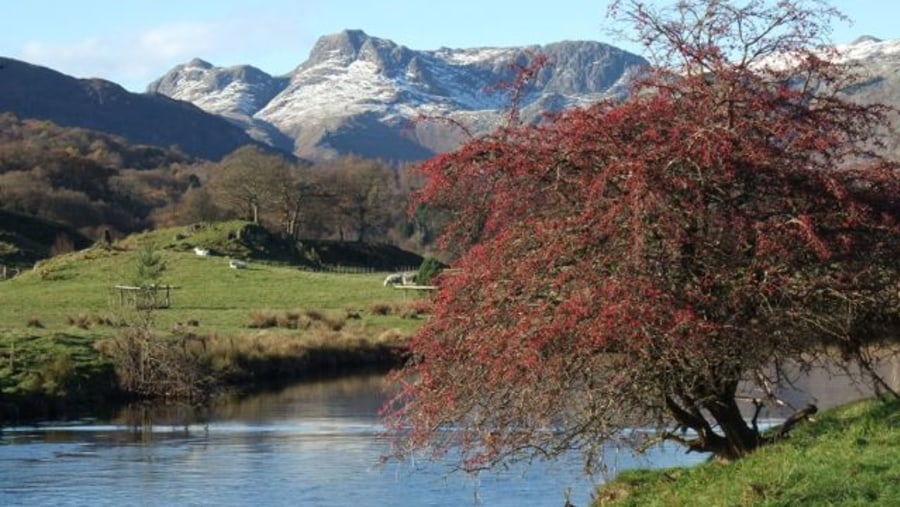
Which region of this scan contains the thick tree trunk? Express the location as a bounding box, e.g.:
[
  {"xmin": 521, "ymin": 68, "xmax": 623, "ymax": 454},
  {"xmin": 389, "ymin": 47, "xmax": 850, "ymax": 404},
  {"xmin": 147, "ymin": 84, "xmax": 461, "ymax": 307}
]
[
  {"xmin": 705, "ymin": 395, "xmax": 761, "ymax": 459},
  {"xmin": 666, "ymin": 382, "xmax": 762, "ymax": 461}
]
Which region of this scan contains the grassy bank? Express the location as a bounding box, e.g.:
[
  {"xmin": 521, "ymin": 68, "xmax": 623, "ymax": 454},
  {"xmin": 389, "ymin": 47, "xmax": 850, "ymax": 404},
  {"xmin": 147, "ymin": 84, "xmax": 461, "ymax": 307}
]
[
  {"xmin": 0, "ymin": 226, "xmax": 429, "ymax": 421},
  {"xmin": 594, "ymin": 398, "xmax": 900, "ymax": 506}
]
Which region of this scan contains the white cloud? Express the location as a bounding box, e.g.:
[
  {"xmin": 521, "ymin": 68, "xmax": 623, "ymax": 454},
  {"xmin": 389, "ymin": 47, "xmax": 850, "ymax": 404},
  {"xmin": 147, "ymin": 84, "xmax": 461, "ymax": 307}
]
[
  {"xmin": 14, "ymin": 14, "xmax": 305, "ymax": 92},
  {"xmin": 137, "ymin": 21, "xmax": 218, "ymax": 61}
]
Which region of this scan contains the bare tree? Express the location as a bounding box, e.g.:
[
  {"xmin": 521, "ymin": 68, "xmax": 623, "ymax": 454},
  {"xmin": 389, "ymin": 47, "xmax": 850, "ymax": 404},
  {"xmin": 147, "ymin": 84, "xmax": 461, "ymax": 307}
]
[
  {"xmin": 210, "ymin": 146, "xmax": 287, "ymax": 224},
  {"xmin": 317, "ymin": 156, "xmax": 399, "ymax": 242}
]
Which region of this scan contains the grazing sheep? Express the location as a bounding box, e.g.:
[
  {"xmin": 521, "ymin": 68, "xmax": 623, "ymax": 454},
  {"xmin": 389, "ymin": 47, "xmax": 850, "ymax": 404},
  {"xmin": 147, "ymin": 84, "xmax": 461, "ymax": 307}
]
[
  {"xmin": 383, "ymin": 273, "xmax": 403, "ymax": 286},
  {"xmin": 229, "ymin": 259, "xmax": 248, "ymax": 269},
  {"xmin": 401, "ymin": 271, "xmax": 417, "ymax": 286},
  {"xmin": 194, "ymin": 247, "xmax": 210, "ymax": 256}
]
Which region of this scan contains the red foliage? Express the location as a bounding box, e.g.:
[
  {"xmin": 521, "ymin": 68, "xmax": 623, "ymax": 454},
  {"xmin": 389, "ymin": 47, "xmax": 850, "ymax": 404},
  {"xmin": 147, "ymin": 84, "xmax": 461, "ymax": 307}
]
[{"xmin": 385, "ymin": 0, "xmax": 900, "ymax": 468}]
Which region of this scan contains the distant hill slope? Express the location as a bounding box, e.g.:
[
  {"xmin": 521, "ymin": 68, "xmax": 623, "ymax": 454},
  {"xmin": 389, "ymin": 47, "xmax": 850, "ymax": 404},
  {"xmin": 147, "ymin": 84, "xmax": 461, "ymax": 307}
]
[
  {"xmin": 0, "ymin": 57, "xmax": 261, "ymax": 161},
  {"xmin": 0, "ymin": 209, "xmax": 92, "ymax": 268}
]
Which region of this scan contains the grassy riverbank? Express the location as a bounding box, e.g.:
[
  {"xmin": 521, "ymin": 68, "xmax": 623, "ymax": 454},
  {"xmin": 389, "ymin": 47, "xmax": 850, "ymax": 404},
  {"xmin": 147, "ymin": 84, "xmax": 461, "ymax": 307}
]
[
  {"xmin": 0, "ymin": 224, "xmax": 428, "ymax": 421},
  {"xmin": 594, "ymin": 398, "xmax": 900, "ymax": 506}
]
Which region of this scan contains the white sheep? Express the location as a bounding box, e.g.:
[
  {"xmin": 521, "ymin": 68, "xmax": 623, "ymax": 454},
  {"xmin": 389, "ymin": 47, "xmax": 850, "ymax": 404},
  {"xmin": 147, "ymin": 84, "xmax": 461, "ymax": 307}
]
[{"xmin": 383, "ymin": 273, "xmax": 403, "ymax": 286}]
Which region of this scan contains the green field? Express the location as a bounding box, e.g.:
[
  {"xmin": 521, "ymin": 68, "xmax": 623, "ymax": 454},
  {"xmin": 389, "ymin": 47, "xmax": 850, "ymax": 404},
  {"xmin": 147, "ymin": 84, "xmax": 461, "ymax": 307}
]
[
  {"xmin": 1, "ymin": 230, "xmax": 423, "ymax": 336},
  {"xmin": 0, "ymin": 226, "xmax": 428, "ymax": 418},
  {"xmin": 594, "ymin": 398, "xmax": 900, "ymax": 506}
]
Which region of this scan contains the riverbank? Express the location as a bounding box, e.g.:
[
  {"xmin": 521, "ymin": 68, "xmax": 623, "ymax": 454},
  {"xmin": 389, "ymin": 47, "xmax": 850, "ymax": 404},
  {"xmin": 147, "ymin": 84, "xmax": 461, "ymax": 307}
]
[
  {"xmin": 0, "ymin": 330, "xmax": 410, "ymax": 423},
  {"xmin": 593, "ymin": 397, "xmax": 900, "ymax": 506}
]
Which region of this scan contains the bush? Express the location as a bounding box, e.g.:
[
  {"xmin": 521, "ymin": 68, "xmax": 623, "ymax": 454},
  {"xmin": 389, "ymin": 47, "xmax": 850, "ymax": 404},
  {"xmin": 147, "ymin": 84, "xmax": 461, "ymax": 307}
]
[
  {"xmin": 66, "ymin": 314, "xmax": 92, "ymax": 329},
  {"xmin": 97, "ymin": 328, "xmax": 217, "ymax": 402},
  {"xmin": 248, "ymin": 310, "xmax": 279, "ymax": 329},
  {"xmin": 416, "ymin": 256, "xmax": 445, "ymax": 285},
  {"xmin": 369, "ymin": 303, "xmax": 395, "ymax": 316}
]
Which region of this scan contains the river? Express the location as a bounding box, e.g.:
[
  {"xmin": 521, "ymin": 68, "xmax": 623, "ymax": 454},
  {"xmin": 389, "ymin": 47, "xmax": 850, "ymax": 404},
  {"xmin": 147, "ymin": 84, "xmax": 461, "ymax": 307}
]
[
  {"xmin": 0, "ymin": 374, "xmax": 708, "ymax": 507},
  {"xmin": 2, "ymin": 356, "xmax": 897, "ymax": 507}
]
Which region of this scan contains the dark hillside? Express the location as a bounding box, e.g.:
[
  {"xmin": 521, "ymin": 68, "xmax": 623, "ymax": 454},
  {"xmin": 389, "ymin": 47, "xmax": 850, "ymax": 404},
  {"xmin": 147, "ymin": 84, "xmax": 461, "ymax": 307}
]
[{"xmin": 0, "ymin": 209, "xmax": 92, "ymax": 268}]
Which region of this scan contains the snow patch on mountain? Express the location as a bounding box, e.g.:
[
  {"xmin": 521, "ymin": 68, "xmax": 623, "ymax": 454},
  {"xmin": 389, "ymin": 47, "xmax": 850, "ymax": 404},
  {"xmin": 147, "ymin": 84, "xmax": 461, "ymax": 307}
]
[{"xmin": 835, "ymin": 36, "xmax": 900, "ymax": 62}]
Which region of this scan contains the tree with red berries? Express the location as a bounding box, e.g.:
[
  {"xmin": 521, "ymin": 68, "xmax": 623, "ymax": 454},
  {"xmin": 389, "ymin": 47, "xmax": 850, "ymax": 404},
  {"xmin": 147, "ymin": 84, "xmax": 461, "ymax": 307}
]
[{"xmin": 385, "ymin": 0, "xmax": 900, "ymax": 468}]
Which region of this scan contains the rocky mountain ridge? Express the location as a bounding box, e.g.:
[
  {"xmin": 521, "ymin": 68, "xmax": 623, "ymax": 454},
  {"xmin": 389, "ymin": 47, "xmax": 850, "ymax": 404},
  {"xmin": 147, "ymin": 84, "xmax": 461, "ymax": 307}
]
[{"xmin": 148, "ymin": 29, "xmax": 649, "ymax": 161}]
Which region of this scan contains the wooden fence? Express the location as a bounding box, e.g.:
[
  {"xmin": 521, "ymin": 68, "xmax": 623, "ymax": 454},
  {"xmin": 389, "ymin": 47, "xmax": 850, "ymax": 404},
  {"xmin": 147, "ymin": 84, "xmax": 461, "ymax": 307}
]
[{"xmin": 109, "ymin": 285, "xmax": 176, "ymax": 309}]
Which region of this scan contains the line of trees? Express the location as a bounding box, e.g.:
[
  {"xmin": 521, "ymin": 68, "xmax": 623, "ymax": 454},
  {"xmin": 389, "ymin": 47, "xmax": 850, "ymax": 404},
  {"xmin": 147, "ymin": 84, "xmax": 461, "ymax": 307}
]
[{"xmin": 160, "ymin": 147, "xmax": 422, "ymax": 245}]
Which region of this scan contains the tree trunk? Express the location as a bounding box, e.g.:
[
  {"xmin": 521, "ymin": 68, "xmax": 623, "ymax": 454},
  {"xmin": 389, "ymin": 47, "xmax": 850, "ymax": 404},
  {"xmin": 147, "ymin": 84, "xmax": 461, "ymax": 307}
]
[{"xmin": 704, "ymin": 394, "xmax": 760, "ymax": 460}]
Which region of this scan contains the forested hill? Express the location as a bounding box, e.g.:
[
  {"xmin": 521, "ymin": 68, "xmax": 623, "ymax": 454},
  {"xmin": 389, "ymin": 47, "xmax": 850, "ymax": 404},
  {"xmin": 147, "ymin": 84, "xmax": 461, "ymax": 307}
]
[
  {"xmin": 0, "ymin": 113, "xmax": 202, "ymax": 238},
  {"xmin": 0, "ymin": 115, "xmax": 436, "ymax": 263}
]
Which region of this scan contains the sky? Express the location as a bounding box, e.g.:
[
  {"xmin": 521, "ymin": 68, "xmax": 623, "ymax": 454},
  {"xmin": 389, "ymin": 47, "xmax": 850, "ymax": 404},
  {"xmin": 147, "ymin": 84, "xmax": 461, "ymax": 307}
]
[{"xmin": 3, "ymin": 1, "xmax": 898, "ymax": 92}]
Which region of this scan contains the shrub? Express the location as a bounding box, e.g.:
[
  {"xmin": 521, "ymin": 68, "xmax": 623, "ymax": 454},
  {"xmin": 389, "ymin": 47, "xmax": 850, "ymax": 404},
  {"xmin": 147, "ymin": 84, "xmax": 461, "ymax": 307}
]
[
  {"xmin": 368, "ymin": 303, "xmax": 395, "ymax": 316},
  {"xmin": 66, "ymin": 314, "xmax": 92, "ymax": 329},
  {"xmin": 277, "ymin": 311, "xmax": 302, "ymax": 329},
  {"xmin": 416, "ymin": 256, "xmax": 445, "ymax": 285},
  {"xmin": 323, "ymin": 316, "xmax": 346, "ymax": 332},
  {"xmin": 248, "ymin": 310, "xmax": 279, "ymax": 329},
  {"xmin": 50, "ymin": 233, "xmax": 75, "ymax": 257},
  {"xmin": 304, "ymin": 309, "xmax": 325, "ymax": 322}
]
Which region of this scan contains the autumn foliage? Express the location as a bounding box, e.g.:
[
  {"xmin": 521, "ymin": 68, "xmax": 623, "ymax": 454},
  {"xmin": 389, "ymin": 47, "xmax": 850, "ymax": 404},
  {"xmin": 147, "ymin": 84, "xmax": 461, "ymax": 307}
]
[{"xmin": 386, "ymin": 0, "xmax": 900, "ymax": 467}]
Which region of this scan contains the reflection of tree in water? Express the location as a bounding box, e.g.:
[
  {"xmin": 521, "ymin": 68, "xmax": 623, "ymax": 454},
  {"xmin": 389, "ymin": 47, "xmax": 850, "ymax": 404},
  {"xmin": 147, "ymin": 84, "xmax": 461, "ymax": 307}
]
[
  {"xmin": 113, "ymin": 401, "xmax": 212, "ymax": 442},
  {"xmin": 212, "ymin": 374, "xmax": 389, "ymax": 422}
]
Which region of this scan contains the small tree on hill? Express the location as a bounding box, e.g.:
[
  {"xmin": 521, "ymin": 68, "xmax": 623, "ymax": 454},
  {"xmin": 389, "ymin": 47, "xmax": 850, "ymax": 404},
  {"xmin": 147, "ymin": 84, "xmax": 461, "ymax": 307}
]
[
  {"xmin": 132, "ymin": 242, "xmax": 166, "ymax": 311},
  {"xmin": 385, "ymin": 0, "xmax": 900, "ymax": 468}
]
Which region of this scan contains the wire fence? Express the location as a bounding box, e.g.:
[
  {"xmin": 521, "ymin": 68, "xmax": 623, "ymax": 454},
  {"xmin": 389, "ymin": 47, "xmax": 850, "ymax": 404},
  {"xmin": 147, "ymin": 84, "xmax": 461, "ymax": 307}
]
[{"xmin": 298, "ymin": 265, "xmax": 419, "ymax": 274}]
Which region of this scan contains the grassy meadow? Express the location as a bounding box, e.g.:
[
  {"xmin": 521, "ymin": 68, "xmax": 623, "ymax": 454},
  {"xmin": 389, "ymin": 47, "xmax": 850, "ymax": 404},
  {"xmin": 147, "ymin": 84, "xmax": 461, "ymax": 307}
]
[
  {"xmin": 594, "ymin": 398, "xmax": 900, "ymax": 506},
  {"xmin": 0, "ymin": 245, "xmax": 422, "ymax": 335},
  {"xmin": 2, "ymin": 220, "xmax": 426, "ymax": 334},
  {"xmin": 0, "ymin": 223, "xmax": 429, "ymax": 418}
]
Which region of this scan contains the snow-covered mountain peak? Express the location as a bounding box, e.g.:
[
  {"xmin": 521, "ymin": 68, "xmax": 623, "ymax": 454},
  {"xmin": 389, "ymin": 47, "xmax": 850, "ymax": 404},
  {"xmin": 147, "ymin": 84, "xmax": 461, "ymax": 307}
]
[
  {"xmin": 835, "ymin": 36, "xmax": 900, "ymax": 62},
  {"xmin": 302, "ymin": 29, "xmax": 414, "ymax": 73},
  {"xmin": 150, "ymin": 31, "xmax": 650, "ymax": 161},
  {"xmin": 186, "ymin": 58, "xmax": 214, "ymax": 70},
  {"xmin": 147, "ymin": 59, "xmax": 288, "ymax": 117}
]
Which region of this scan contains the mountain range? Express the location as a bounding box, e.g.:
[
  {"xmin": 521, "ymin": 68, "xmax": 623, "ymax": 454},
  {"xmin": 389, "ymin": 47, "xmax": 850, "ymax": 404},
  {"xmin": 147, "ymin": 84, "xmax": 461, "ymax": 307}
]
[
  {"xmin": 147, "ymin": 29, "xmax": 648, "ymax": 162},
  {"xmin": 3, "ymin": 31, "xmax": 900, "ymax": 162}
]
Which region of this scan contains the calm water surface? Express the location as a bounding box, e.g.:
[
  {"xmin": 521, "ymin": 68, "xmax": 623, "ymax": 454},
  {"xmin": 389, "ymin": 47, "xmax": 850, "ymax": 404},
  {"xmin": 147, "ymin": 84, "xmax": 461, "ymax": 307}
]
[{"xmin": 0, "ymin": 375, "xmax": 707, "ymax": 507}]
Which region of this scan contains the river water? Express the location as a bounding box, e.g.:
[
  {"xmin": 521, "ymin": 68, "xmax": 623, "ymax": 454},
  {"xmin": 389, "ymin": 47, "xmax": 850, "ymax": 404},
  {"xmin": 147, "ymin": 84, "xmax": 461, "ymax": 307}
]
[
  {"xmin": 3, "ymin": 355, "xmax": 897, "ymax": 507},
  {"xmin": 0, "ymin": 374, "xmax": 707, "ymax": 507}
]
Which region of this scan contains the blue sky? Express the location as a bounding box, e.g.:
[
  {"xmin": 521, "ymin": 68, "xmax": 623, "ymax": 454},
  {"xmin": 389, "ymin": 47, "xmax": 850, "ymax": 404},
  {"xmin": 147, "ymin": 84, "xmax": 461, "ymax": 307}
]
[{"xmin": 3, "ymin": 1, "xmax": 896, "ymax": 92}]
